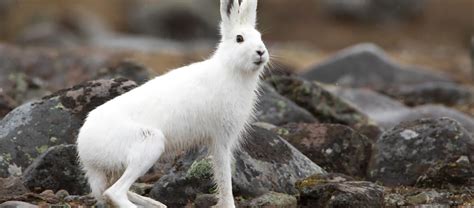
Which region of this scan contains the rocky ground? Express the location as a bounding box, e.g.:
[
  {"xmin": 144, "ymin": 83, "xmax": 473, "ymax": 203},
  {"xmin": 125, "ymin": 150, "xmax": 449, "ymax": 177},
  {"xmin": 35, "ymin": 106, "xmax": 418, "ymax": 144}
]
[
  {"xmin": 0, "ymin": 0, "xmax": 473, "ymax": 207},
  {"xmin": 0, "ymin": 42, "xmax": 472, "ymax": 208}
]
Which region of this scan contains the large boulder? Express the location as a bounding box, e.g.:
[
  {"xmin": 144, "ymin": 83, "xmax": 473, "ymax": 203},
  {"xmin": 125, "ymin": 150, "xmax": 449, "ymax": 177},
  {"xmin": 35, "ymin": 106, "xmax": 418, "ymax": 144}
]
[
  {"xmin": 301, "ymin": 44, "xmax": 452, "ymax": 89},
  {"xmin": 22, "ymin": 145, "xmax": 88, "ymax": 195},
  {"xmin": 149, "ymin": 124, "xmax": 325, "ymax": 207},
  {"xmin": 267, "ymin": 76, "xmax": 369, "ymax": 127},
  {"xmin": 276, "ymin": 123, "xmax": 372, "ymax": 178},
  {"xmin": 369, "ymin": 118, "xmax": 474, "ymax": 187},
  {"xmin": 255, "ymin": 84, "xmax": 317, "ymax": 126},
  {"xmin": 296, "ymin": 174, "xmax": 384, "ymax": 208},
  {"xmin": 0, "ymin": 78, "xmax": 137, "ymax": 177}
]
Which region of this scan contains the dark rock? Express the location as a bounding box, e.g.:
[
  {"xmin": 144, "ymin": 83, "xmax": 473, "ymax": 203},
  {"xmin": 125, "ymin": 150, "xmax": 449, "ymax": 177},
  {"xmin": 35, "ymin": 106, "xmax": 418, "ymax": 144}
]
[
  {"xmin": 127, "ymin": 0, "xmax": 219, "ymax": 40},
  {"xmin": 22, "ymin": 145, "xmax": 88, "ymax": 195},
  {"xmin": 276, "ymin": 123, "xmax": 372, "ymax": 178},
  {"xmin": 0, "ymin": 177, "xmax": 29, "ymax": 201},
  {"xmin": 0, "ymin": 78, "xmax": 137, "ymax": 177},
  {"xmin": 296, "ymin": 175, "xmax": 384, "ymax": 208},
  {"xmin": 194, "ymin": 194, "xmax": 218, "ymax": 208},
  {"xmin": 0, "ymin": 201, "xmax": 38, "ymax": 208},
  {"xmin": 150, "ymin": 125, "xmax": 325, "ymax": 207},
  {"xmin": 381, "ymin": 82, "xmax": 474, "ymax": 107},
  {"xmin": 267, "ymin": 76, "xmax": 369, "ymax": 127},
  {"xmin": 322, "ymin": 0, "xmax": 425, "ymax": 22},
  {"xmin": 239, "ymin": 192, "xmax": 297, "ymax": 208},
  {"xmin": 255, "ymin": 84, "xmax": 317, "ymax": 126},
  {"xmin": 369, "ymin": 118, "xmax": 474, "ymax": 187},
  {"xmin": 301, "ymin": 44, "xmax": 452, "ymax": 89}
]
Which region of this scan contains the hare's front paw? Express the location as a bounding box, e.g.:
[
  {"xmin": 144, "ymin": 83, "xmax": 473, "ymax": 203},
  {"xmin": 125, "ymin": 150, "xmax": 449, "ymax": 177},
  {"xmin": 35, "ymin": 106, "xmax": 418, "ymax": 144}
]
[{"xmin": 211, "ymin": 201, "xmax": 235, "ymax": 208}]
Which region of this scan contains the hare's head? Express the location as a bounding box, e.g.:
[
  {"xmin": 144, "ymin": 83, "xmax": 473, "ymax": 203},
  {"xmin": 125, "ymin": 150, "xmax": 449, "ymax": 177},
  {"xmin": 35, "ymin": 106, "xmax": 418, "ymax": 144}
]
[{"xmin": 215, "ymin": 0, "xmax": 269, "ymax": 73}]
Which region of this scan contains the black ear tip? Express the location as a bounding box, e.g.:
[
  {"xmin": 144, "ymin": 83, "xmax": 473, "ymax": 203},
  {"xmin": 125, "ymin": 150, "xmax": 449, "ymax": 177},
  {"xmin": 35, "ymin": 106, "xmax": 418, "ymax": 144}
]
[{"xmin": 227, "ymin": 0, "xmax": 234, "ymax": 16}]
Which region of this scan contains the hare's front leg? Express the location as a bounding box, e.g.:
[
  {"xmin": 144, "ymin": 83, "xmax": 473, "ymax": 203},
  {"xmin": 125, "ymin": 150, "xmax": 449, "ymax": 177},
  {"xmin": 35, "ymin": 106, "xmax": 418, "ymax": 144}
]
[{"xmin": 211, "ymin": 143, "xmax": 236, "ymax": 208}]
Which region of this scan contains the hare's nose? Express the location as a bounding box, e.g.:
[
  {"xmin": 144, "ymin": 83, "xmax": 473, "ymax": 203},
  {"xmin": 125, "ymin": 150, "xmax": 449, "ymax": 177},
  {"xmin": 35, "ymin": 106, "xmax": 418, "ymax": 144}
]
[{"xmin": 256, "ymin": 50, "xmax": 265, "ymax": 56}]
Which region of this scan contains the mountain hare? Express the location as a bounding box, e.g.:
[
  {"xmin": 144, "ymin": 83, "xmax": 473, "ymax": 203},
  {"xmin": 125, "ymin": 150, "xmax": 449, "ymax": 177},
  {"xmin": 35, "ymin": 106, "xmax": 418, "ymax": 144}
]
[{"xmin": 76, "ymin": 0, "xmax": 269, "ymax": 207}]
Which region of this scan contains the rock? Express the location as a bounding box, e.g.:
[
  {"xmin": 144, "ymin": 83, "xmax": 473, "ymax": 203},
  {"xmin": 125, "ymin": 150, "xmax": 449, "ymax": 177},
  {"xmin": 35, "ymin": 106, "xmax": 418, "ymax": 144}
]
[
  {"xmin": 0, "ymin": 44, "xmax": 144, "ymax": 104},
  {"xmin": 255, "ymin": 84, "xmax": 317, "ymax": 126},
  {"xmin": 369, "ymin": 118, "xmax": 474, "ymax": 187},
  {"xmin": 0, "ymin": 201, "xmax": 38, "ymax": 208},
  {"xmin": 0, "ymin": 78, "xmax": 137, "ymax": 177},
  {"xmin": 194, "ymin": 194, "xmax": 218, "ymax": 208},
  {"xmin": 301, "ymin": 43, "xmax": 452, "ymax": 89},
  {"xmin": 330, "ymin": 87, "xmax": 474, "ymax": 134},
  {"xmin": 149, "ymin": 125, "xmax": 325, "ymax": 207},
  {"xmin": 130, "ymin": 183, "xmax": 154, "ymax": 196},
  {"xmin": 328, "ymin": 86, "xmax": 409, "ymax": 121},
  {"xmin": 382, "ymin": 105, "xmax": 474, "ymax": 134},
  {"xmin": 22, "ymin": 145, "xmax": 88, "ymax": 195},
  {"xmin": 0, "ymin": 177, "xmax": 29, "ymax": 201},
  {"xmin": 384, "ymin": 186, "xmax": 474, "ymax": 207},
  {"xmin": 296, "ymin": 175, "xmax": 384, "ymax": 208},
  {"xmin": 276, "ymin": 123, "xmax": 372, "ymax": 178},
  {"xmin": 267, "ymin": 76, "xmax": 369, "ymax": 127},
  {"xmin": 239, "ymin": 192, "xmax": 297, "ymax": 208},
  {"xmin": 95, "ymin": 61, "xmax": 151, "ymax": 85},
  {"xmin": 381, "ymin": 82, "xmax": 474, "ymax": 107},
  {"xmin": 322, "ymin": 0, "xmax": 425, "ymax": 22},
  {"xmin": 127, "ymin": 0, "xmax": 219, "ymax": 40}
]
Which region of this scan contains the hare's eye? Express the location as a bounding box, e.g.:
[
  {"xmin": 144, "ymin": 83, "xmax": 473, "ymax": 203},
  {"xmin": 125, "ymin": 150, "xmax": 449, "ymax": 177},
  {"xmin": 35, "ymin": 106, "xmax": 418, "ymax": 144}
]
[{"xmin": 236, "ymin": 35, "xmax": 244, "ymax": 43}]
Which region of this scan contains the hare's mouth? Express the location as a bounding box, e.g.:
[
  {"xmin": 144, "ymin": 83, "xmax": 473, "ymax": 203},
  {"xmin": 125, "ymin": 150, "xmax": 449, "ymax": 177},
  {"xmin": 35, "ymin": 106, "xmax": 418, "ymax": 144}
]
[{"xmin": 254, "ymin": 60, "xmax": 263, "ymax": 65}]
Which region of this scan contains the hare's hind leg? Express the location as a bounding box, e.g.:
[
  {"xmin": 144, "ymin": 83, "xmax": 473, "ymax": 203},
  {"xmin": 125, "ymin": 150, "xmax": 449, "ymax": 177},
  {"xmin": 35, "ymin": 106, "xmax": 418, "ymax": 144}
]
[
  {"xmin": 128, "ymin": 191, "xmax": 167, "ymax": 208},
  {"xmin": 104, "ymin": 127, "xmax": 166, "ymax": 208}
]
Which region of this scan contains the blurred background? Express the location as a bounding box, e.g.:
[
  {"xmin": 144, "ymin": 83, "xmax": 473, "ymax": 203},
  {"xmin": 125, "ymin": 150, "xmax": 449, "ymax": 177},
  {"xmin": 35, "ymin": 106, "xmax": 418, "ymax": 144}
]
[{"xmin": 0, "ymin": 0, "xmax": 472, "ymax": 82}]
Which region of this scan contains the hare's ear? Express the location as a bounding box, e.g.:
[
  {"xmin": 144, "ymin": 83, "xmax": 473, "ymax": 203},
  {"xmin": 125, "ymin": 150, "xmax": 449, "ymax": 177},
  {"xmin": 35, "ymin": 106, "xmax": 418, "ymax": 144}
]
[
  {"xmin": 239, "ymin": 0, "xmax": 258, "ymax": 28},
  {"xmin": 220, "ymin": 0, "xmax": 241, "ymax": 37}
]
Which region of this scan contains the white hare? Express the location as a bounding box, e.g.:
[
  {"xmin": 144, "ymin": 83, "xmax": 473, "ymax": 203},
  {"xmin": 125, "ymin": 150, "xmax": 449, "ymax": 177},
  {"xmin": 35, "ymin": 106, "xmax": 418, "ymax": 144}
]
[{"xmin": 76, "ymin": 0, "xmax": 268, "ymax": 207}]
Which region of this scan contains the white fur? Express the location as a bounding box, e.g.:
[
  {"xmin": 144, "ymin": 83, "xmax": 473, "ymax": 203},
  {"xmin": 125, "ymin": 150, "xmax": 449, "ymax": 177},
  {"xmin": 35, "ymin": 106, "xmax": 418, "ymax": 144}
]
[{"xmin": 76, "ymin": 0, "xmax": 268, "ymax": 207}]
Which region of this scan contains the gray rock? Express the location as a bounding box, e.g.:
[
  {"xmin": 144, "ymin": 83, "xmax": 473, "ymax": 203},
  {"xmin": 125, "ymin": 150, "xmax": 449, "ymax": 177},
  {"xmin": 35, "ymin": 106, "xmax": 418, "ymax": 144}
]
[
  {"xmin": 322, "ymin": 0, "xmax": 425, "ymax": 22},
  {"xmin": 149, "ymin": 125, "xmax": 325, "ymax": 207},
  {"xmin": 328, "ymin": 87, "xmax": 408, "ymax": 124},
  {"xmin": 471, "ymin": 37, "xmax": 474, "ymax": 81},
  {"xmin": 296, "ymin": 175, "xmax": 384, "ymax": 208},
  {"xmin": 381, "ymin": 105, "xmax": 474, "ymax": 134},
  {"xmin": 369, "ymin": 118, "xmax": 474, "ymax": 187},
  {"xmin": 267, "ymin": 76, "xmax": 369, "ymax": 127},
  {"xmin": 330, "ymin": 87, "xmax": 474, "ymax": 134},
  {"xmin": 381, "ymin": 82, "xmax": 474, "ymax": 107},
  {"xmin": 0, "ymin": 201, "xmax": 37, "ymax": 208},
  {"xmin": 239, "ymin": 192, "xmax": 297, "ymax": 208},
  {"xmin": 22, "ymin": 145, "xmax": 88, "ymax": 195},
  {"xmin": 301, "ymin": 43, "xmax": 452, "ymax": 89},
  {"xmin": 0, "ymin": 78, "xmax": 137, "ymax": 177},
  {"xmin": 255, "ymin": 84, "xmax": 317, "ymax": 126},
  {"xmin": 127, "ymin": 0, "xmax": 219, "ymax": 40},
  {"xmin": 276, "ymin": 123, "xmax": 372, "ymax": 178}
]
